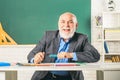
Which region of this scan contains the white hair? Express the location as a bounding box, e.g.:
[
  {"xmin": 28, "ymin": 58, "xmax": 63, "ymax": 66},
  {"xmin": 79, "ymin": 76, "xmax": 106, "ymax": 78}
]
[{"xmin": 59, "ymin": 12, "xmax": 78, "ymax": 23}]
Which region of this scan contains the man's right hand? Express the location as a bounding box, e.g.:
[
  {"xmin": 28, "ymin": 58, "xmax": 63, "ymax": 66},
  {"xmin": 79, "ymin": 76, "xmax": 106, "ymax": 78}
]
[{"xmin": 34, "ymin": 52, "xmax": 45, "ymax": 64}]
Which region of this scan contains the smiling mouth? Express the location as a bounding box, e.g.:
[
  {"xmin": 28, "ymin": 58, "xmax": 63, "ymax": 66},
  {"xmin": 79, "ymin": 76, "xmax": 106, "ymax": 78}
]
[{"xmin": 63, "ymin": 29, "xmax": 70, "ymax": 32}]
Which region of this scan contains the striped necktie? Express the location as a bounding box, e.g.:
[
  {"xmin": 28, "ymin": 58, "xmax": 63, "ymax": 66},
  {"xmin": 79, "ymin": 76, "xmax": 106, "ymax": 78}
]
[{"xmin": 59, "ymin": 42, "xmax": 69, "ymax": 52}]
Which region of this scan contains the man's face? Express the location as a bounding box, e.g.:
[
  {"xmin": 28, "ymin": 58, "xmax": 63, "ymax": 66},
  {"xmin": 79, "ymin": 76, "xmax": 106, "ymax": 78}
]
[{"xmin": 58, "ymin": 14, "xmax": 77, "ymax": 39}]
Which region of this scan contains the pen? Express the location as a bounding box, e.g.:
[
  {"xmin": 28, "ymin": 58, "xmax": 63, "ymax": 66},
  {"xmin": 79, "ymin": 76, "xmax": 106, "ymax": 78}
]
[{"xmin": 49, "ymin": 54, "xmax": 57, "ymax": 58}]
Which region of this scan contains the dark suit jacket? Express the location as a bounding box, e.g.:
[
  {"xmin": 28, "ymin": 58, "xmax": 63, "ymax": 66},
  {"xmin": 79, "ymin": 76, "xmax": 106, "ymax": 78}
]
[{"xmin": 27, "ymin": 30, "xmax": 100, "ymax": 80}]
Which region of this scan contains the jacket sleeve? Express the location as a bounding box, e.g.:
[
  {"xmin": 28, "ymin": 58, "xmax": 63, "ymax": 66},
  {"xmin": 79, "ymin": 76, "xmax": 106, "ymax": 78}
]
[
  {"xmin": 75, "ymin": 36, "xmax": 100, "ymax": 63},
  {"xmin": 27, "ymin": 32, "xmax": 47, "ymax": 63}
]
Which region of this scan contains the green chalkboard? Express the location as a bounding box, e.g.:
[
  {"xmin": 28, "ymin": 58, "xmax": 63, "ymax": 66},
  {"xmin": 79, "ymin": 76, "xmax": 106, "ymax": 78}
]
[{"xmin": 0, "ymin": 0, "xmax": 91, "ymax": 44}]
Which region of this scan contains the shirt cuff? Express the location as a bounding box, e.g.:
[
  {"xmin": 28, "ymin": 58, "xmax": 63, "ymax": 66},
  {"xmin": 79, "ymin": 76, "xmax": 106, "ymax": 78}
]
[
  {"xmin": 30, "ymin": 58, "xmax": 34, "ymax": 63},
  {"xmin": 72, "ymin": 52, "xmax": 78, "ymax": 61}
]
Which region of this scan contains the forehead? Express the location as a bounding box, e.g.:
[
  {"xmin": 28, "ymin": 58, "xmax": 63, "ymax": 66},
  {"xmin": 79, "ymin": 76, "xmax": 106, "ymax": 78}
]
[{"xmin": 59, "ymin": 14, "xmax": 74, "ymax": 21}]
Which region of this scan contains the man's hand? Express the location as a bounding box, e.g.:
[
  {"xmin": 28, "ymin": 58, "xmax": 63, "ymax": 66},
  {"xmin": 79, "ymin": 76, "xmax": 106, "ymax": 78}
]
[
  {"xmin": 57, "ymin": 52, "xmax": 73, "ymax": 59},
  {"xmin": 34, "ymin": 52, "xmax": 45, "ymax": 64}
]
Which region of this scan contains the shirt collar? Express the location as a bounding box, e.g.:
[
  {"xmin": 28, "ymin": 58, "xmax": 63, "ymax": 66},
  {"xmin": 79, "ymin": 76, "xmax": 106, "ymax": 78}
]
[{"xmin": 60, "ymin": 37, "xmax": 71, "ymax": 43}]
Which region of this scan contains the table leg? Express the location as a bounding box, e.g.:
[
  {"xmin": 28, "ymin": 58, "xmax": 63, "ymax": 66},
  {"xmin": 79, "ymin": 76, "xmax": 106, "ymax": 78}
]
[{"xmin": 5, "ymin": 71, "xmax": 17, "ymax": 80}]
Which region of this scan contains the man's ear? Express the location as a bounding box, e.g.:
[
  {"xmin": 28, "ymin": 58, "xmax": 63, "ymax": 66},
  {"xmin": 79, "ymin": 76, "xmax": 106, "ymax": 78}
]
[{"xmin": 76, "ymin": 23, "xmax": 78, "ymax": 29}]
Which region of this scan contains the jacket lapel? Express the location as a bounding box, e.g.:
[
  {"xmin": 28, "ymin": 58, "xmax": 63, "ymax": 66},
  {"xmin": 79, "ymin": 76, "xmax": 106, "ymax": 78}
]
[
  {"xmin": 68, "ymin": 34, "xmax": 78, "ymax": 62},
  {"xmin": 53, "ymin": 37, "xmax": 60, "ymax": 54},
  {"xmin": 68, "ymin": 40, "xmax": 77, "ymax": 52},
  {"xmin": 51, "ymin": 34, "xmax": 60, "ymax": 62},
  {"xmin": 68, "ymin": 33, "xmax": 78, "ymax": 52}
]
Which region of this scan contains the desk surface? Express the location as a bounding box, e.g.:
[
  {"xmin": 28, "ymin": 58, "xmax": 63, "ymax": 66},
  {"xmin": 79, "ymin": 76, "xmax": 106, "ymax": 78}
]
[{"xmin": 0, "ymin": 63, "xmax": 120, "ymax": 71}]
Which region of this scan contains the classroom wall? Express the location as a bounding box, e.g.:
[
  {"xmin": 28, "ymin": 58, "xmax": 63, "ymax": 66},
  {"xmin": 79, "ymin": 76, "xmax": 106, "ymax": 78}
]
[{"xmin": 0, "ymin": 0, "xmax": 91, "ymax": 44}]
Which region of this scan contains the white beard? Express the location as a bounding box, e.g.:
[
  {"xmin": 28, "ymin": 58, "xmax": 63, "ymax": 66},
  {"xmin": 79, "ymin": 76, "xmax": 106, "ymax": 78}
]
[{"xmin": 59, "ymin": 27, "xmax": 76, "ymax": 39}]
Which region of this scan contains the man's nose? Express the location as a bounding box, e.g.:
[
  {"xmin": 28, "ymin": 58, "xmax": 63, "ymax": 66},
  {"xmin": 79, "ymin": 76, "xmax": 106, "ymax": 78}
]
[{"xmin": 64, "ymin": 22, "xmax": 69, "ymax": 27}]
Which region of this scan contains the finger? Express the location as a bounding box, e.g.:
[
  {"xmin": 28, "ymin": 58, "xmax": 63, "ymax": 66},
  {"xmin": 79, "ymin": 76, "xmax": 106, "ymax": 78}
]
[
  {"xmin": 41, "ymin": 52, "xmax": 45, "ymax": 59},
  {"xmin": 38, "ymin": 52, "xmax": 44, "ymax": 60},
  {"xmin": 34, "ymin": 55, "xmax": 40, "ymax": 62},
  {"xmin": 57, "ymin": 53, "xmax": 62, "ymax": 59},
  {"xmin": 34, "ymin": 53, "xmax": 42, "ymax": 64},
  {"xmin": 37, "ymin": 52, "xmax": 45, "ymax": 63},
  {"xmin": 57, "ymin": 53, "xmax": 65, "ymax": 59},
  {"xmin": 34, "ymin": 58, "xmax": 39, "ymax": 64}
]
